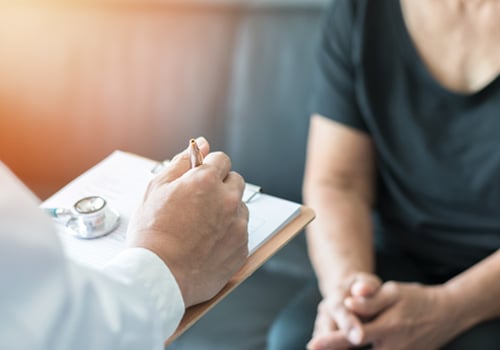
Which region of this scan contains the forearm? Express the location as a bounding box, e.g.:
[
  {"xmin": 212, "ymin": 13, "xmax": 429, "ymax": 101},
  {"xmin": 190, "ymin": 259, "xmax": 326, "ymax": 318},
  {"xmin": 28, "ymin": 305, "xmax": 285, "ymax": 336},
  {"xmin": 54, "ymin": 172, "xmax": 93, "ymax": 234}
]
[
  {"xmin": 305, "ymin": 181, "xmax": 375, "ymax": 297},
  {"xmin": 303, "ymin": 115, "xmax": 376, "ymax": 298},
  {"xmin": 442, "ymin": 249, "xmax": 500, "ymax": 333}
]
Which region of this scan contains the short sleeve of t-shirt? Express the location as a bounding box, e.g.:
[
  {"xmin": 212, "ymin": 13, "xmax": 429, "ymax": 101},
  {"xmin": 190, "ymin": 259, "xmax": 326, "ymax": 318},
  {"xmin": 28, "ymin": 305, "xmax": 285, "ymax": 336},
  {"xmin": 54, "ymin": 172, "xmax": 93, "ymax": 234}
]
[{"xmin": 312, "ymin": 0, "xmax": 367, "ymax": 132}]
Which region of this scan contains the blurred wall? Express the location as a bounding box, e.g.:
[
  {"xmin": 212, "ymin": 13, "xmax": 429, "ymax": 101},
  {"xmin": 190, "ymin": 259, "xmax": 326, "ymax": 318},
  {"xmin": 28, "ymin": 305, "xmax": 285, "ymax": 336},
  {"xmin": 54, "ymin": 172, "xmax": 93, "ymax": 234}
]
[
  {"xmin": 0, "ymin": 1, "xmax": 241, "ymax": 199},
  {"xmin": 0, "ymin": 0, "xmax": 327, "ymax": 201}
]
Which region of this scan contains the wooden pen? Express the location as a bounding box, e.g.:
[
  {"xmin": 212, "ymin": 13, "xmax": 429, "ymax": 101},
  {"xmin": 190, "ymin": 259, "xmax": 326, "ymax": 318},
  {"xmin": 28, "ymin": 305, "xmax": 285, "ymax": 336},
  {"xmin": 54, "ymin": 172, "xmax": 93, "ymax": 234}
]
[{"xmin": 189, "ymin": 138, "xmax": 204, "ymax": 168}]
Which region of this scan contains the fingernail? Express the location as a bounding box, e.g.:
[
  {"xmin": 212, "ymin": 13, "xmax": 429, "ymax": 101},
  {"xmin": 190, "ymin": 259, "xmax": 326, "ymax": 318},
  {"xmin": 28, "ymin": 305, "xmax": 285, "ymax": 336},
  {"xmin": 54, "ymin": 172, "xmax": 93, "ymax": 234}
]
[
  {"xmin": 349, "ymin": 328, "xmax": 362, "ymax": 345},
  {"xmin": 195, "ymin": 136, "xmax": 206, "ymax": 146}
]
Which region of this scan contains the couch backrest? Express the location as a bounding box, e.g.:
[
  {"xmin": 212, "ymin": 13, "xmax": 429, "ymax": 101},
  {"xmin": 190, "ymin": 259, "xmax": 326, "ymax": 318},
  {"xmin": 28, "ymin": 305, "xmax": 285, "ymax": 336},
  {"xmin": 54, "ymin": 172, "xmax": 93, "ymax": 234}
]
[{"xmin": 223, "ymin": 7, "xmax": 324, "ymax": 203}]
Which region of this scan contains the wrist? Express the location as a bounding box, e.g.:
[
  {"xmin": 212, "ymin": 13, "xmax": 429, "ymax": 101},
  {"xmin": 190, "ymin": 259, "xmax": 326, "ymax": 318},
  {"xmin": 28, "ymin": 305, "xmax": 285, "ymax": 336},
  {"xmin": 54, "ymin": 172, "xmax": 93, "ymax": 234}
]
[
  {"xmin": 127, "ymin": 233, "xmax": 193, "ymax": 306},
  {"xmin": 434, "ymin": 283, "xmax": 477, "ymax": 338},
  {"xmin": 319, "ymin": 269, "xmax": 374, "ymax": 298},
  {"xmin": 443, "ymin": 280, "xmax": 483, "ymax": 329}
]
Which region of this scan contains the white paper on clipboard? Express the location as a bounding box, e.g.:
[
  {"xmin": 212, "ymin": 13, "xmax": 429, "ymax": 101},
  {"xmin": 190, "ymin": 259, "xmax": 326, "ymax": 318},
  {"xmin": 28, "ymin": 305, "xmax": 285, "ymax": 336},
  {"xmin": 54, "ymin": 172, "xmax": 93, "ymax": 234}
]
[{"xmin": 41, "ymin": 151, "xmax": 301, "ymax": 269}]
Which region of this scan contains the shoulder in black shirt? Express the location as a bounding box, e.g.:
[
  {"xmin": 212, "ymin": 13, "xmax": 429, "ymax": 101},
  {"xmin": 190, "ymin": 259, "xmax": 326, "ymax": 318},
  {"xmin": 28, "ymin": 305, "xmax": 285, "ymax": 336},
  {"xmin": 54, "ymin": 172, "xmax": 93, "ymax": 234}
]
[{"xmin": 312, "ymin": 0, "xmax": 500, "ymax": 271}]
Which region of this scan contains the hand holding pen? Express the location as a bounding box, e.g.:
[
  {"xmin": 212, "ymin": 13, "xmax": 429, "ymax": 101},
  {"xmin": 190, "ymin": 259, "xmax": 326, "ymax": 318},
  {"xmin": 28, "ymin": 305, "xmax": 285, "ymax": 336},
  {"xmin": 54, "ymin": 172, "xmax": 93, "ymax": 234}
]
[{"xmin": 127, "ymin": 136, "xmax": 249, "ymax": 307}]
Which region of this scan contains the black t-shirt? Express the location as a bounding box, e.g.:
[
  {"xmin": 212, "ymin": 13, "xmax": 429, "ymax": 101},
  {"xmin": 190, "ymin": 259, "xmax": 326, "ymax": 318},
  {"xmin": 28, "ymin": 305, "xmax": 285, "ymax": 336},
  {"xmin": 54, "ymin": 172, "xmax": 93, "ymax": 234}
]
[{"xmin": 313, "ymin": 0, "xmax": 500, "ymax": 271}]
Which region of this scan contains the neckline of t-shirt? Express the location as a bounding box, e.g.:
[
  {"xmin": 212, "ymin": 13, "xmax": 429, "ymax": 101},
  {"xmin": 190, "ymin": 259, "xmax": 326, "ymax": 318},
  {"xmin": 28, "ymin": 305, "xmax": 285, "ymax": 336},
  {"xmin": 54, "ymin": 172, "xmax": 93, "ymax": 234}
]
[{"xmin": 388, "ymin": 0, "xmax": 500, "ymax": 103}]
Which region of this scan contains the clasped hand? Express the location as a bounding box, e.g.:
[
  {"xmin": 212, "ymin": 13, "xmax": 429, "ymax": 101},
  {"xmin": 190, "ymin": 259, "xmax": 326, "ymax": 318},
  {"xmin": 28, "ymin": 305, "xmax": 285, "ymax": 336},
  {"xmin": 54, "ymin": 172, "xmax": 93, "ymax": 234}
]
[{"xmin": 307, "ymin": 273, "xmax": 454, "ymax": 350}]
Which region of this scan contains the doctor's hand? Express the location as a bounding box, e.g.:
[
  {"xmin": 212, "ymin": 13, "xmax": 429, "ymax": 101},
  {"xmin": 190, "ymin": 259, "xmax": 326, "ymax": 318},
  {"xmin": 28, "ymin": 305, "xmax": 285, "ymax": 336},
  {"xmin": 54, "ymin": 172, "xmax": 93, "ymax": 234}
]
[
  {"xmin": 307, "ymin": 273, "xmax": 385, "ymax": 350},
  {"xmin": 127, "ymin": 137, "xmax": 249, "ymax": 307}
]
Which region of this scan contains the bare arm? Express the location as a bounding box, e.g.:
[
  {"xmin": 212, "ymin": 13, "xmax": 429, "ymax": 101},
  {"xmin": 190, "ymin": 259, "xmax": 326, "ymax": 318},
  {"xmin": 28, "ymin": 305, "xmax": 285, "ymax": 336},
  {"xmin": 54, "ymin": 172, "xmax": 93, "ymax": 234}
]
[
  {"xmin": 303, "ymin": 114, "xmax": 376, "ymax": 296},
  {"xmin": 443, "ymin": 249, "xmax": 500, "ymax": 333}
]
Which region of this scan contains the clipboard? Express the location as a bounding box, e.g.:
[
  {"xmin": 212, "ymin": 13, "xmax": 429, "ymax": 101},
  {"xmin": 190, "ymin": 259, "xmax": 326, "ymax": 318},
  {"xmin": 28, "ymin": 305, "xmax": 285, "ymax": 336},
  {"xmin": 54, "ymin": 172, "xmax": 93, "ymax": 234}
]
[{"xmin": 40, "ymin": 150, "xmax": 315, "ymax": 341}]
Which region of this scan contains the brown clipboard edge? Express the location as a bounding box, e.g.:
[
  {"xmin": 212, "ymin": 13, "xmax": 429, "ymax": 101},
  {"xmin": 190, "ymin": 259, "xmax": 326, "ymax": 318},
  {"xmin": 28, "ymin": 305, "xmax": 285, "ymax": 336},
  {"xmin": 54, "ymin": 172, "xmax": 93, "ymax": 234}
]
[{"xmin": 165, "ymin": 205, "xmax": 315, "ymax": 346}]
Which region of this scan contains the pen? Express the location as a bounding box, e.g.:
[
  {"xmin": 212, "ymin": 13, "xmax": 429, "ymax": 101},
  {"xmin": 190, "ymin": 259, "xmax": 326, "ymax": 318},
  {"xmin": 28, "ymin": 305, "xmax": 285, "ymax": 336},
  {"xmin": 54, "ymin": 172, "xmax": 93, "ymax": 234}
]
[{"xmin": 189, "ymin": 138, "xmax": 204, "ymax": 168}]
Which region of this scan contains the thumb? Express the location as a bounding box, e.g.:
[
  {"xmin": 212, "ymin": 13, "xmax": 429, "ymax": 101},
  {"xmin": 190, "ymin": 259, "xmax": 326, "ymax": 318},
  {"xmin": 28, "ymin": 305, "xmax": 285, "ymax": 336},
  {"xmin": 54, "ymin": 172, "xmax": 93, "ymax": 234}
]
[
  {"xmin": 351, "ymin": 274, "xmax": 382, "ymax": 298},
  {"xmin": 158, "ymin": 137, "xmax": 210, "ymax": 183}
]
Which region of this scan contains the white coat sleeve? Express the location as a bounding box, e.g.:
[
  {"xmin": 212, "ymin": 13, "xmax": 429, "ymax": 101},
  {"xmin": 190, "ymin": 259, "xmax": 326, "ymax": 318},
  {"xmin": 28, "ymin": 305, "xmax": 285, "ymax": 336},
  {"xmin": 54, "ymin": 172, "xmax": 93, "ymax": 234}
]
[{"xmin": 0, "ymin": 163, "xmax": 185, "ymax": 350}]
